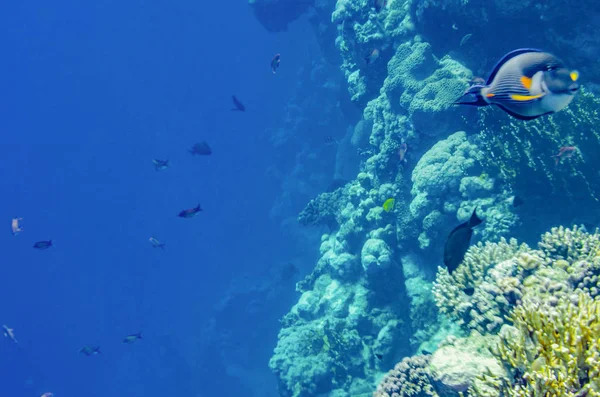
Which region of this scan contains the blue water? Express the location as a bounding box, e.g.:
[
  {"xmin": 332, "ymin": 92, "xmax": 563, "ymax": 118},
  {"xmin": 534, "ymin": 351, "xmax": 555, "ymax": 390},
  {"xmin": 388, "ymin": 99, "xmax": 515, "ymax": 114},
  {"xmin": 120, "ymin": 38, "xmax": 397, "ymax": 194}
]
[{"xmin": 1, "ymin": 2, "xmax": 318, "ymax": 396}]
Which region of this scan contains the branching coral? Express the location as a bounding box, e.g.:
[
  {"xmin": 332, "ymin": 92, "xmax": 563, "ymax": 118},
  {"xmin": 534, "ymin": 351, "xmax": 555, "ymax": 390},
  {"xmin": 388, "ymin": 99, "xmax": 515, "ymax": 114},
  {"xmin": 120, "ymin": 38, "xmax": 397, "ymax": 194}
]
[
  {"xmin": 434, "ymin": 227, "xmax": 600, "ymax": 334},
  {"xmin": 433, "ymin": 238, "xmax": 531, "ymax": 333},
  {"xmin": 473, "ymin": 293, "xmax": 600, "ymax": 397}
]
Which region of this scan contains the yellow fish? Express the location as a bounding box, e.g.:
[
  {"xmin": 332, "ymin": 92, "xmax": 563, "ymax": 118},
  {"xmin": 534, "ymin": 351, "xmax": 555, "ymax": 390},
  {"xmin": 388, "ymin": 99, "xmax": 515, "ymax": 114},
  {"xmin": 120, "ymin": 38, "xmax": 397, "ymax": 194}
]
[{"xmin": 383, "ymin": 198, "xmax": 395, "ymax": 212}]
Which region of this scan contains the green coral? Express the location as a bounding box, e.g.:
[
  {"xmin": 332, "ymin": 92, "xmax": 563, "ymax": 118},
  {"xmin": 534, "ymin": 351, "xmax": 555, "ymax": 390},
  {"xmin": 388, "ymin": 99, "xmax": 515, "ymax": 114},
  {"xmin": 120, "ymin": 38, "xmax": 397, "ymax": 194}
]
[{"xmin": 473, "ymin": 293, "xmax": 600, "ymax": 397}]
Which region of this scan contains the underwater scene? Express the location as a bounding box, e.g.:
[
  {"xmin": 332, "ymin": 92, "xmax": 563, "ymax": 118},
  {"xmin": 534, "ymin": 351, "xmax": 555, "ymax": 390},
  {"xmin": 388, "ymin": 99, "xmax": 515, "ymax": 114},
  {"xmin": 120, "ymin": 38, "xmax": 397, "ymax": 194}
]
[{"xmin": 2, "ymin": 0, "xmax": 600, "ymax": 396}]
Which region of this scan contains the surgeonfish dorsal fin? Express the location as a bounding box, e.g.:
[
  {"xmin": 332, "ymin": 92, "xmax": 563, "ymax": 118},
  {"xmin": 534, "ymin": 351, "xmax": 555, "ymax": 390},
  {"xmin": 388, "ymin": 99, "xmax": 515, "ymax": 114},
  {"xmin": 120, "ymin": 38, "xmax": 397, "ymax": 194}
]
[
  {"xmin": 486, "ymin": 48, "xmax": 544, "ymax": 85},
  {"xmin": 468, "ymin": 208, "xmax": 482, "ymax": 228}
]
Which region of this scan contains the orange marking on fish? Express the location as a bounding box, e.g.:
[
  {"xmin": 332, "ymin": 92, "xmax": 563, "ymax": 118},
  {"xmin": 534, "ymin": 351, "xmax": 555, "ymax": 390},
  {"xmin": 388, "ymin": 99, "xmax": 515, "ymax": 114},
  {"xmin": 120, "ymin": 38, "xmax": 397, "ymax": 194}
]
[
  {"xmin": 486, "ymin": 93, "xmax": 495, "ymax": 98},
  {"xmin": 520, "ymin": 76, "xmax": 532, "ymax": 89}
]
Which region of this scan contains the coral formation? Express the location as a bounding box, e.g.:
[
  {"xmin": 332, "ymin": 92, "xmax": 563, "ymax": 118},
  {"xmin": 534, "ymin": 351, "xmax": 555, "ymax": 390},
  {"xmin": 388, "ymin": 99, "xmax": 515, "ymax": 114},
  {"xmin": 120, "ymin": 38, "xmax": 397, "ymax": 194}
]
[
  {"xmin": 434, "ymin": 226, "xmax": 600, "ymax": 335},
  {"xmin": 474, "ymin": 292, "xmax": 600, "ymax": 397},
  {"xmin": 373, "ymin": 354, "xmax": 438, "ymax": 397}
]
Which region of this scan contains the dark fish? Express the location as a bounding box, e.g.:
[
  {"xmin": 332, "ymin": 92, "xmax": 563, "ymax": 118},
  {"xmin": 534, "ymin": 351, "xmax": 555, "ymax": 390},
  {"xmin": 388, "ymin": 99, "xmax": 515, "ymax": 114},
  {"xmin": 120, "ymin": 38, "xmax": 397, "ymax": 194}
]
[
  {"xmin": 271, "ymin": 54, "xmax": 281, "ymax": 74},
  {"xmin": 324, "ymin": 136, "xmax": 339, "ymax": 144},
  {"xmin": 464, "ymin": 287, "xmax": 475, "ymax": 296},
  {"xmin": 443, "ymin": 208, "xmax": 483, "ymax": 273},
  {"xmin": 364, "ymin": 49, "xmax": 380, "ymax": 65},
  {"xmin": 178, "ymin": 205, "xmax": 202, "ymax": 218},
  {"xmin": 373, "ymin": 0, "xmax": 387, "ymax": 12},
  {"xmin": 455, "ymin": 49, "xmax": 580, "ymax": 120},
  {"xmin": 189, "ymin": 141, "xmax": 212, "ymax": 156},
  {"xmin": 123, "ymin": 332, "xmax": 142, "ymax": 344},
  {"xmin": 375, "ymin": 353, "xmax": 383, "ymax": 360},
  {"xmin": 421, "ymin": 349, "xmax": 432, "ymax": 355},
  {"xmin": 152, "ymin": 159, "xmax": 169, "ymax": 171},
  {"xmin": 33, "ymin": 240, "xmax": 52, "ymax": 250},
  {"xmin": 512, "ymin": 196, "xmax": 524, "ymax": 207},
  {"xmin": 231, "ymin": 96, "xmax": 246, "ymax": 112},
  {"xmin": 79, "ymin": 346, "xmax": 101, "ymax": 356}
]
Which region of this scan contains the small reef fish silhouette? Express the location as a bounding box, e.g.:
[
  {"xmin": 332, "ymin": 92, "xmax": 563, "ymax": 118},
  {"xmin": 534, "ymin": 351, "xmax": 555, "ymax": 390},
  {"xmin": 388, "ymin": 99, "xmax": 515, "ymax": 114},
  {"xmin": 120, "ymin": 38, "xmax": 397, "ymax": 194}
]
[
  {"xmin": 189, "ymin": 142, "xmax": 212, "ymax": 156},
  {"xmin": 459, "ymin": 33, "xmax": 472, "ymax": 46},
  {"xmin": 554, "ymin": 146, "xmax": 577, "ymax": 166},
  {"xmin": 231, "ymin": 96, "xmax": 246, "ymax": 112},
  {"xmin": 3, "ymin": 325, "xmax": 18, "ymax": 344},
  {"xmin": 271, "ymin": 54, "xmax": 281, "ymax": 74},
  {"xmin": 11, "ymin": 217, "xmax": 23, "ymax": 235},
  {"xmin": 79, "ymin": 346, "xmax": 101, "ymax": 356},
  {"xmin": 33, "ymin": 240, "xmax": 52, "ymax": 250},
  {"xmin": 152, "ymin": 159, "xmax": 169, "ymax": 171},
  {"xmin": 178, "ymin": 205, "xmax": 202, "ymax": 218},
  {"xmin": 398, "ymin": 143, "xmax": 408, "ymax": 164},
  {"xmin": 149, "ymin": 237, "xmax": 165, "ymax": 249},
  {"xmin": 364, "ymin": 48, "xmax": 380, "ymax": 65},
  {"xmin": 123, "ymin": 332, "xmax": 143, "ymax": 344}
]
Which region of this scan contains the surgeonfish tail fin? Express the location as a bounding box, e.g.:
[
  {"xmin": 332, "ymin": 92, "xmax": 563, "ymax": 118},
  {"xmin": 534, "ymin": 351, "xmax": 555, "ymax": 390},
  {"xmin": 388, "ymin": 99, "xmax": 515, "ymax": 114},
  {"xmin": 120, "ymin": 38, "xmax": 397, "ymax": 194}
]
[
  {"xmin": 454, "ymin": 85, "xmax": 488, "ymax": 107},
  {"xmin": 468, "ymin": 208, "xmax": 483, "ymax": 228}
]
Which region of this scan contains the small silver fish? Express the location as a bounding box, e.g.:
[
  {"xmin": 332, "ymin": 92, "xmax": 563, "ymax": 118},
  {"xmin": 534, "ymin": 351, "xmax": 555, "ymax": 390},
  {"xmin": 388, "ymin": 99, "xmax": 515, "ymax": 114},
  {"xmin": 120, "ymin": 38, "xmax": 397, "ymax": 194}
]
[
  {"xmin": 11, "ymin": 217, "xmax": 23, "ymax": 235},
  {"xmin": 459, "ymin": 33, "xmax": 472, "ymax": 46},
  {"xmin": 152, "ymin": 159, "xmax": 169, "ymax": 171},
  {"xmin": 3, "ymin": 325, "xmax": 18, "ymax": 344},
  {"xmin": 149, "ymin": 237, "xmax": 165, "ymax": 249}
]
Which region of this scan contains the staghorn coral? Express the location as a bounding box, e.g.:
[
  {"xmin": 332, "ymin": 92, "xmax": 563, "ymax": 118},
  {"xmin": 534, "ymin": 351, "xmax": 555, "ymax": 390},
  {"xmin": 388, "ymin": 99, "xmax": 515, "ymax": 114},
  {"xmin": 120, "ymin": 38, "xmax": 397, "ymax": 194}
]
[
  {"xmin": 373, "ymin": 354, "xmax": 438, "ymax": 397},
  {"xmin": 434, "ymin": 226, "xmax": 600, "ymax": 334},
  {"xmin": 473, "ymin": 293, "xmax": 600, "ymax": 397}
]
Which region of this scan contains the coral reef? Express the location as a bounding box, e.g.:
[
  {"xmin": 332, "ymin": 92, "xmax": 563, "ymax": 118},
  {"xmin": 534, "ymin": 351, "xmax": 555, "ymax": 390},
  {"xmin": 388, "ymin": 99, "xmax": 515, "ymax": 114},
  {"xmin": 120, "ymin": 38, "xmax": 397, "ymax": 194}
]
[
  {"xmin": 373, "ymin": 354, "xmax": 438, "ymax": 397},
  {"xmin": 474, "ymin": 292, "xmax": 600, "ymax": 397},
  {"xmin": 429, "ymin": 333, "xmax": 506, "ymax": 394},
  {"xmin": 409, "ymin": 131, "xmax": 518, "ymax": 251},
  {"xmin": 332, "ymin": 0, "xmax": 415, "ymax": 104},
  {"xmin": 433, "ymin": 226, "xmax": 600, "ymax": 334}
]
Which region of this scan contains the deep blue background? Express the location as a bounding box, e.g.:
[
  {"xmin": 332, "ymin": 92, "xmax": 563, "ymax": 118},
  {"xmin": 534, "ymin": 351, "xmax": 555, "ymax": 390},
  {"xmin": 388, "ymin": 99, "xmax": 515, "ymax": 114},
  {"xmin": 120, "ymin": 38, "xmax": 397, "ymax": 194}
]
[{"xmin": 1, "ymin": 1, "xmax": 318, "ymax": 395}]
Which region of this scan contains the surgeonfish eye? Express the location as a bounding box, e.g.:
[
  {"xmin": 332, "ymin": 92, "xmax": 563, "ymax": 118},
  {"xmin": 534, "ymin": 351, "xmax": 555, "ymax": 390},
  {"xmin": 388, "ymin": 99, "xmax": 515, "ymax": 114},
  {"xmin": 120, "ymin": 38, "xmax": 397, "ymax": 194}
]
[{"xmin": 570, "ymin": 70, "xmax": 579, "ymax": 82}]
